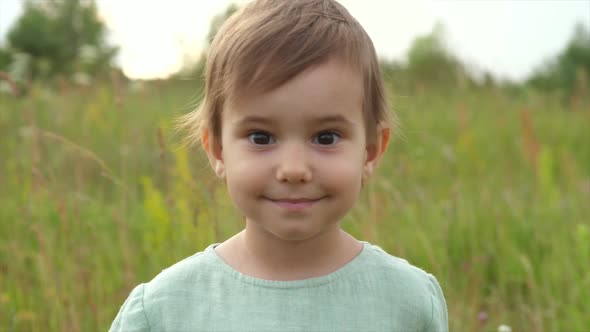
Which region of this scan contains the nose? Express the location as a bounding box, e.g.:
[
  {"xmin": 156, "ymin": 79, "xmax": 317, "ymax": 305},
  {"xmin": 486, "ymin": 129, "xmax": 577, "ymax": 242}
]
[{"xmin": 275, "ymin": 143, "xmax": 312, "ymax": 183}]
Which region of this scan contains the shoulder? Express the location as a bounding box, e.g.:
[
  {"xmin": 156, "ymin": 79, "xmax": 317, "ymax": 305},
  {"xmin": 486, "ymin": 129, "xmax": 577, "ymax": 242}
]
[
  {"xmin": 110, "ymin": 245, "xmax": 222, "ymax": 331},
  {"xmin": 144, "ymin": 245, "xmax": 222, "ymax": 305},
  {"xmin": 109, "ymin": 283, "xmax": 150, "ymax": 332},
  {"xmin": 362, "ymin": 243, "xmax": 433, "ymax": 285},
  {"xmin": 360, "ymin": 243, "xmax": 449, "ymax": 331},
  {"xmin": 144, "ymin": 245, "xmax": 218, "ymax": 295}
]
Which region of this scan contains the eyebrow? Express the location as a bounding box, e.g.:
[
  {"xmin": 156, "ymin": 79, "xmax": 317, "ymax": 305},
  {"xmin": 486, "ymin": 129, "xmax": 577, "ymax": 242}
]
[
  {"xmin": 312, "ymin": 114, "xmax": 355, "ymax": 126},
  {"xmin": 234, "ymin": 114, "xmax": 354, "ymax": 127},
  {"xmin": 234, "ymin": 115, "xmax": 273, "ymax": 127}
]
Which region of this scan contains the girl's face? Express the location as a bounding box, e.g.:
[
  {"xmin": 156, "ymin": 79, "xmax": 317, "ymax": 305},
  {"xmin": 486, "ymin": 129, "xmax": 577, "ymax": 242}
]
[{"xmin": 206, "ymin": 58, "xmax": 385, "ymax": 242}]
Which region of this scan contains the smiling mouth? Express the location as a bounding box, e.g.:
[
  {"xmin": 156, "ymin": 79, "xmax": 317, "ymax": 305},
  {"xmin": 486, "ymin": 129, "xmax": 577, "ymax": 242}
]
[{"xmin": 264, "ymin": 197, "xmax": 325, "ymax": 210}]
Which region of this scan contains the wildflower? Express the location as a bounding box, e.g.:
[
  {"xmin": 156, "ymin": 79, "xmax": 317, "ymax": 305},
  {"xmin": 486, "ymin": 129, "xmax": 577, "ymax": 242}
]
[{"xmin": 478, "ymin": 311, "xmax": 488, "ymax": 325}]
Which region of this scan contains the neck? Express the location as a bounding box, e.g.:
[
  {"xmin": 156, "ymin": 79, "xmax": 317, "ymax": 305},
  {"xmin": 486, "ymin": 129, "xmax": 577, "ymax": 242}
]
[{"xmin": 233, "ymin": 224, "xmax": 361, "ymax": 280}]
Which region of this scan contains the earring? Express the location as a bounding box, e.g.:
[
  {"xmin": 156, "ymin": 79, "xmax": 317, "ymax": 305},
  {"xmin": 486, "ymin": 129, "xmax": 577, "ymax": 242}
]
[{"xmin": 215, "ymin": 164, "xmax": 225, "ymax": 178}]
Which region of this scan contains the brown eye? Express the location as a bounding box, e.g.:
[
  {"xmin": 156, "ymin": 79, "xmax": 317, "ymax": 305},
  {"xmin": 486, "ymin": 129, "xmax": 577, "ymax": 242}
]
[
  {"xmin": 313, "ymin": 131, "xmax": 340, "ymax": 145},
  {"xmin": 248, "ymin": 131, "xmax": 276, "ymax": 145}
]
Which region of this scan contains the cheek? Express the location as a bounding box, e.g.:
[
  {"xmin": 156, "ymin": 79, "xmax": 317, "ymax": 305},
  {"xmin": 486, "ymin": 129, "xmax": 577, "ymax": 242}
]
[
  {"xmin": 223, "ymin": 150, "xmax": 268, "ymax": 197},
  {"xmin": 316, "ymin": 151, "xmax": 364, "ymax": 191}
]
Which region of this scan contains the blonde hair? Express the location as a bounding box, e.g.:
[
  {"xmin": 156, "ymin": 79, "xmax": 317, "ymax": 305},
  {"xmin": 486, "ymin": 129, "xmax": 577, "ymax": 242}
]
[{"xmin": 179, "ymin": 0, "xmax": 392, "ymax": 145}]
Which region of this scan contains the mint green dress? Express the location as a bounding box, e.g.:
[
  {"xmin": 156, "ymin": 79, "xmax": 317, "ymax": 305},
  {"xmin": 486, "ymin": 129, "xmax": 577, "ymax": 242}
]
[{"xmin": 110, "ymin": 242, "xmax": 448, "ymax": 331}]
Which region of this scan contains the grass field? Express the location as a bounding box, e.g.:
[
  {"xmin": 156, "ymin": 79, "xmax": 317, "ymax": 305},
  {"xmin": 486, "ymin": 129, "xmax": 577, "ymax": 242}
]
[{"xmin": 1, "ymin": 76, "xmax": 589, "ymax": 331}]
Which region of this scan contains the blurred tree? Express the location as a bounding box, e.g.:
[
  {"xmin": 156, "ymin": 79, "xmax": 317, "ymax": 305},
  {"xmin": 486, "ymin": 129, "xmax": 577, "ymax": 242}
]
[
  {"xmin": 5, "ymin": 0, "xmax": 117, "ymax": 80},
  {"xmin": 406, "ymin": 23, "xmax": 466, "ymax": 91},
  {"xmin": 206, "ymin": 4, "xmax": 239, "ymax": 45},
  {"xmin": 0, "ymin": 48, "xmax": 13, "ymax": 71},
  {"xmin": 528, "ymin": 22, "xmax": 590, "ymax": 99}
]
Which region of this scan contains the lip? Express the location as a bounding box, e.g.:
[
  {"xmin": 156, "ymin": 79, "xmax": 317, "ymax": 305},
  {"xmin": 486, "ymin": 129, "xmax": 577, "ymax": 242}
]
[{"xmin": 265, "ymin": 197, "xmax": 324, "ymax": 211}]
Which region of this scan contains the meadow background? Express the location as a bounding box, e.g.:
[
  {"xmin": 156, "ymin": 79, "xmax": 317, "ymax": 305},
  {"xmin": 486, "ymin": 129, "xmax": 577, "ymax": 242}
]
[{"xmin": 1, "ymin": 1, "xmax": 589, "ymax": 332}]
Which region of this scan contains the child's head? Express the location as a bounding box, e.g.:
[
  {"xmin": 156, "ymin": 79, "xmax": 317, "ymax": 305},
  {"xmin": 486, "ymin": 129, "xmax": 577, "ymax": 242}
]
[
  {"xmin": 179, "ymin": 0, "xmax": 393, "ymax": 241},
  {"xmin": 180, "ymin": 0, "xmax": 392, "ymax": 146}
]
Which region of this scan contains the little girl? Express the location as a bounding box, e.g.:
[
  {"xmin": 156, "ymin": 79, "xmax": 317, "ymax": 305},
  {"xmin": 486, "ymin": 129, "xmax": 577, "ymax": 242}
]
[{"xmin": 110, "ymin": 0, "xmax": 447, "ymax": 330}]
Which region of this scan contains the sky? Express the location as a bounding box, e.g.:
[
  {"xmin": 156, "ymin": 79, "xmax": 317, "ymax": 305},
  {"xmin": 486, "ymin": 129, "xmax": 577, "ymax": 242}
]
[{"xmin": 0, "ymin": 0, "xmax": 589, "ymax": 80}]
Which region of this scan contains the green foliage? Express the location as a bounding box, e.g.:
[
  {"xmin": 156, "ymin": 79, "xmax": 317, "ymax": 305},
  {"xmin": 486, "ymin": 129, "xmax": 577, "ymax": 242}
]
[
  {"xmin": 406, "ymin": 23, "xmax": 463, "ymax": 88},
  {"xmin": 5, "ymin": 0, "xmax": 117, "ymax": 80},
  {"xmin": 206, "ymin": 4, "xmax": 240, "ymax": 45},
  {"xmin": 0, "ymin": 77, "xmax": 588, "ymax": 331},
  {"xmin": 528, "ymin": 23, "xmax": 590, "ymax": 98},
  {"xmin": 7, "ymin": 3, "xmax": 57, "ymax": 60},
  {"xmin": 0, "ymin": 43, "xmax": 15, "ymax": 70},
  {"xmin": 379, "ymin": 23, "xmax": 476, "ymax": 95}
]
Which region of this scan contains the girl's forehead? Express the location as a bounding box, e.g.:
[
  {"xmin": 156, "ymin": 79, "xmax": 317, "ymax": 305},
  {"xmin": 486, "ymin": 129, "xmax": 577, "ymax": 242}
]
[
  {"xmin": 228, "ymin": 56, "xmax": 364, "ymax": 101},
  {"xmin": 225, "ymin": 60, "xmax": 364, "ymax": 122},
  {"xmin": 229, "ymin": 59, "xmax": 363, "ymax": 110}
]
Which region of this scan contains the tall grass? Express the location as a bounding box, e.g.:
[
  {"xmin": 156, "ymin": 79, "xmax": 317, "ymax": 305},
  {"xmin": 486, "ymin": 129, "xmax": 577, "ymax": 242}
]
[{"xmin": 0, "ymin": 77, "xmax": 588, "ymax": 331}]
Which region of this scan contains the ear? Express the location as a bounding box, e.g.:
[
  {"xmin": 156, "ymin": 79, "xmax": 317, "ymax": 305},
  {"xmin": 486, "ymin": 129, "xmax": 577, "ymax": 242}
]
[
  {"xmin": 201, "ymin": 128, "xmax": 225, "ymax": 178},
  {"xmin": 363, "ymin": 126, "xmax": 390, "ymax": 181}
]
